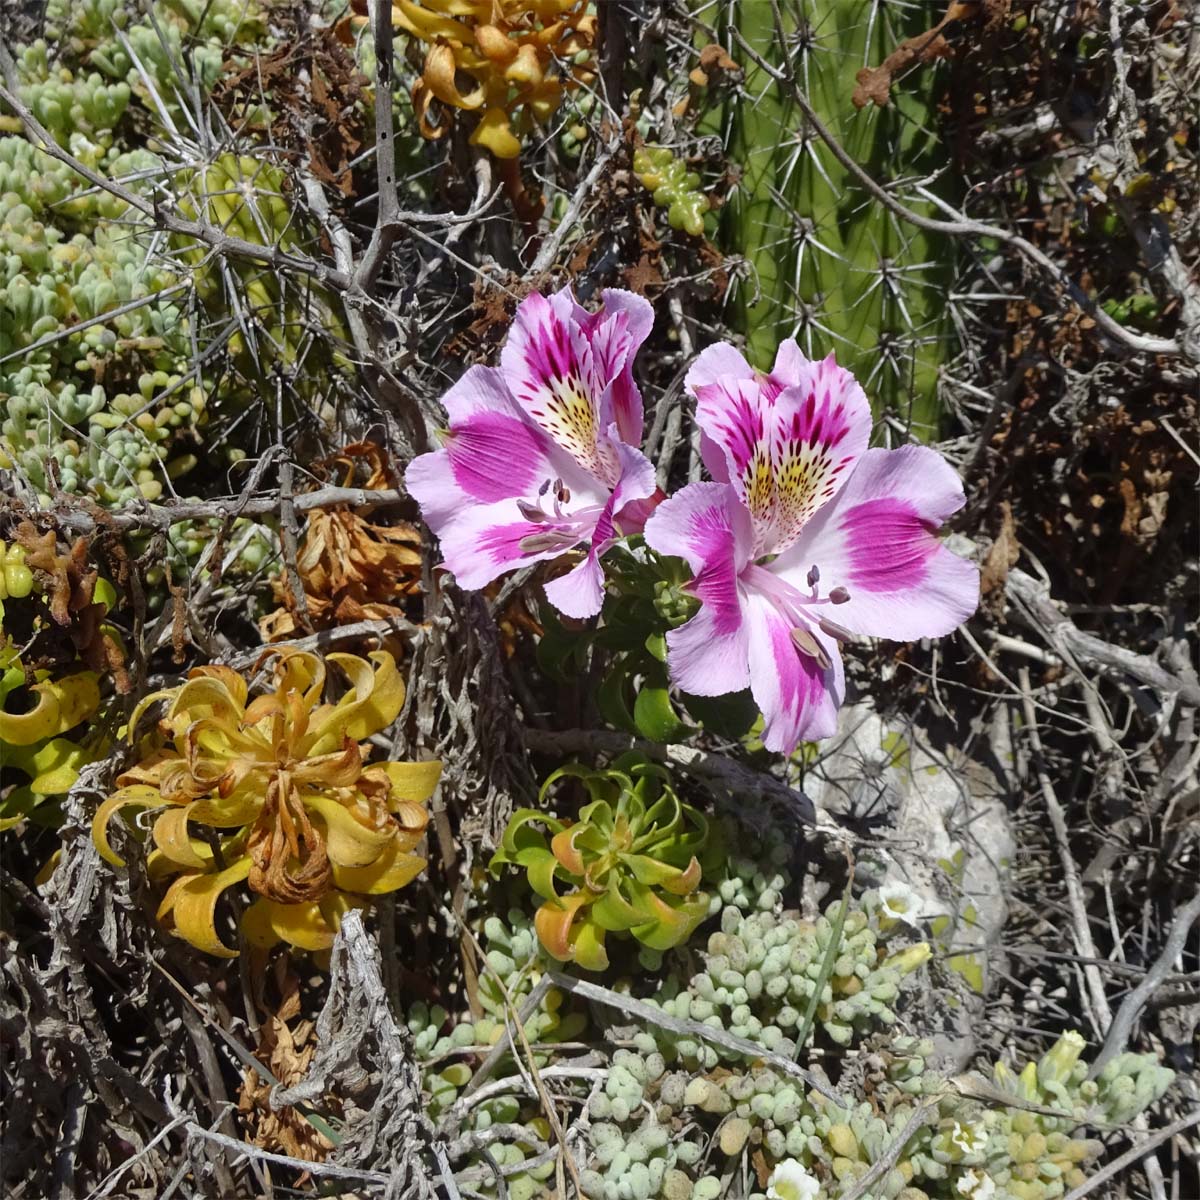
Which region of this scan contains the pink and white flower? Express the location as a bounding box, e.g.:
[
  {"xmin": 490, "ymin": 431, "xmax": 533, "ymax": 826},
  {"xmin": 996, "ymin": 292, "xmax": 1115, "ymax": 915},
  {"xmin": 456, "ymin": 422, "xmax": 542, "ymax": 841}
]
[
  {"xmin": 644, "ymin": 340, "xmax": 978, "ymax": 754},
  {"xmin": 405, "ymin": 287, "xmax": 658, "ymax": 618}
]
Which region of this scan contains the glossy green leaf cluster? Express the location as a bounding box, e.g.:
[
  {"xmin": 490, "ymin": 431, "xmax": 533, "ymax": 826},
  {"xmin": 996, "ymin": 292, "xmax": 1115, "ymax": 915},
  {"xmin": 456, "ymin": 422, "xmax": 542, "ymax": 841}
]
[{"xmin": 490, "ymin": 753, "xmax": 711, "ymax": 970}]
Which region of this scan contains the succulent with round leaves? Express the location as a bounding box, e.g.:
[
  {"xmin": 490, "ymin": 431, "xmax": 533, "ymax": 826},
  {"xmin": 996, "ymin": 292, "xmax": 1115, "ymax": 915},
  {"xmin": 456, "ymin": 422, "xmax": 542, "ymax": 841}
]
[
  {"xmin": 633, "ymin": 145, "xmax": 711, "ymax": 237},
  {"xmin": 490, "ymin": 754, "xmax": 712, "ymax": 971}
]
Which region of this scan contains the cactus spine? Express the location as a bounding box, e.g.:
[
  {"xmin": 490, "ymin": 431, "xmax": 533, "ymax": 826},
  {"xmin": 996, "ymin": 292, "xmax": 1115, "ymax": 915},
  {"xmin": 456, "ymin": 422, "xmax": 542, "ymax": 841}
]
[{"xmin": 712, "ymin": 0, "xmax": 957, "ymax": 433}]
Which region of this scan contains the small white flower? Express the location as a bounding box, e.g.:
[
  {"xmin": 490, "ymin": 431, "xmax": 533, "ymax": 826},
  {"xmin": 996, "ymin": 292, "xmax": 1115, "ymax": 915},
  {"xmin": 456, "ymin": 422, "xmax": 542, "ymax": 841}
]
[
  {"xmin": 878, "ymin": 881, "xmax": 923, "ymax": 928},
  {"xmin": 767, "ymin": 1159, "xmax": 821, "ymax": 1200},
  {"xmin": 950, "ymin": 1120, "xmax": 985, "ymax": 1153},
  {"xmin": 956, "ymin": 1168, "xmax": 997, "ymax": 1199}
]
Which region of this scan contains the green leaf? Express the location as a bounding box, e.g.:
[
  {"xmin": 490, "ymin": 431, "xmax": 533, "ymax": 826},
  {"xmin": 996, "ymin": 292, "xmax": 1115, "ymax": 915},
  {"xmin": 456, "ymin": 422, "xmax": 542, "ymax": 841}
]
[
  {"xmin": 505, "ymin": 846, "xmax": 560, "ymax": 901},
  {"xmin": 644, "ymin": 632, "xmax": 668, "ymax": 663},
  {"xmin": 633, "ymin": 686, "xmax": 688, "ymax": 743},
  {"xmin": 590, "ymin": 882, "xmax": 646, "ymax": 932},
  {"xmin": 596, "ymin": 663, "xmax": 638, "ymax": 734}
]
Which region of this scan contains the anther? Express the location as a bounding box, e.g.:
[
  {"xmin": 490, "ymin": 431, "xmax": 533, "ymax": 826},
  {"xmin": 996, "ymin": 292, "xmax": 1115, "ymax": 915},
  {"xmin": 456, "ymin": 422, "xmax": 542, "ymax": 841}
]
[
  {"xmin": 519, "ymin": 532, "xmax": 570, "ymax": 553},
  {"xmin": 789, "ymin": 626, "xmax": 831, "ymax": 670},
  {"xmin": 829, "ymin": 586, "xmax": 850, "ymax": 604},
  {"xmin": 517, "ymin": 499, "xmax": 548, "ymax": 523},
  {"xmin": 817, "ymin": 616, "xmax": 853, "ymax": 642},
  {"xmin": 807, "ymin": 564, "xmax": 820, "ymax": 588}
]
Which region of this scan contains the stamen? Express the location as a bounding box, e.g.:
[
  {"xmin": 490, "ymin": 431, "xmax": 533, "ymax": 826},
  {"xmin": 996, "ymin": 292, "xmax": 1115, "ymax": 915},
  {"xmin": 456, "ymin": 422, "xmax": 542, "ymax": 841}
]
[
  {"xmin": 517, "ymin": 499, "xmax": 548, "ymax": 523},
  {"xmin": 817, "ymin": 616, "xmax": 853, "ymax": 642},
  {"xmin": 789, "ymin": 626, "xmax": 831, "ymax": 670},
  {"xmin": 829, "ymin": 586, "xmax": 850, "ymax": 604},
  {"xmin": 807, "ymin": 564, "xmax": 820, "ymax": 588},
  {"xmin": 556, "ymin": 482, "xmax": 571, "ymax": 504},
  {"xmin": 538, "ymin": 478, "xmax": 552, "ymax": 496},
  {"xmin": 519, "ymin": 531, "xmax": 573, "ymax": 553}
]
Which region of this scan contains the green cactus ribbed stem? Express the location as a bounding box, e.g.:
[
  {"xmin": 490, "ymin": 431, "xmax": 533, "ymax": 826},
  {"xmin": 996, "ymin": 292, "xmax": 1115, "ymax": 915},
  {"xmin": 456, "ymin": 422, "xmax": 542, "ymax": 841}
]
[{"xmin": 710, "ymin": 0, "xmax": 958, "ymax": 434}]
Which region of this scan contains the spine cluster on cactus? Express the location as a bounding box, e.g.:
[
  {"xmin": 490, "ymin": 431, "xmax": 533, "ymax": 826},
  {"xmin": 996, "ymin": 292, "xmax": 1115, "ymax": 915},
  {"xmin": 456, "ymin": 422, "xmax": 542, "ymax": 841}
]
[{"xmin": 710, "ymin": 1, "xmax": 958, "ymax": 432}]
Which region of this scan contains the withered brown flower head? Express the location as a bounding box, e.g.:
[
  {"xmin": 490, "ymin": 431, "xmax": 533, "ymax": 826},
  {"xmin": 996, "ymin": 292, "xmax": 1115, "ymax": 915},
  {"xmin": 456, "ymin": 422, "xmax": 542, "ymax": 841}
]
[{"xmin": 262, "ymin": 443, "xmax": 422, "ymax": 642}]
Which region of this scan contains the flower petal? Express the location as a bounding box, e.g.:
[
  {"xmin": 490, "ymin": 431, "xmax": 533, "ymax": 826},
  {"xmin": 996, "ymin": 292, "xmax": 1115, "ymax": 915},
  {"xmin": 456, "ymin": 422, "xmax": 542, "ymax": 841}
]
[
  {"xmin": 331, "ymin": 841, "xmax": 428, "ymax": 895},
  {"xmin": 744, "ymin": 591, "xmax": 843, "ymax": 753},
  {"xmin": 380, "ymin": 759, "xmax": 442, "ymax": 804},
  {"xmin": 153, "ymin": 806, "xmax": 212, "ymax": 870},
  {"xmin": 543, "ymin": 437, "xmax": 656, "ymax": 619},
  {"xmin": 501, "ymin": 289, "xmax": 619, "ymax": 482},
  {"xmin": 587, "ymin": 288, "xmax": 654, "ymax": 444},
  {"xmin": 693, "ymin": 350, "xmax": 871, "ymax": 555},
  {"xmin": 775, "ymin": 445, "xmax": 979, "ymax": 640},
  {"xmin": 405, "ymin": 366, "xmax": 548, "ymax": 525},
  {"xmin": 243, "ymin": 896, "xmax": 336, "ymax": 952},
  {"xmin": 304, "ymin": 794, "xmax": 395, "ymax": 867},
  {"xmin": 0, "ymin": 671, "xmax": 99, "ymax": 746},
  {"xmin": 645, "ymin": 482, "xmax": 753, "ymax": 697},
  {"xmin": 684, "ymin": 340, "xmax": 755, "ymax": 393},
  {"xmin": 93, "ymin": 784, "xmax": 167, "ymax": 867}
]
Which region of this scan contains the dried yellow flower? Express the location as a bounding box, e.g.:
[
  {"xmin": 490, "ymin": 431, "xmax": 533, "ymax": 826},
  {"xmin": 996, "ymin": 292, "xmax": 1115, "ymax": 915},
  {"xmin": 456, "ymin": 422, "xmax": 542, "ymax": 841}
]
[
  {"xmin": 94, "ymin": 648, "xmax": 440, "ymax": 957},
  {"xmin": 391, "ymin": 0, "xmax": 598, "ymax": 159}
]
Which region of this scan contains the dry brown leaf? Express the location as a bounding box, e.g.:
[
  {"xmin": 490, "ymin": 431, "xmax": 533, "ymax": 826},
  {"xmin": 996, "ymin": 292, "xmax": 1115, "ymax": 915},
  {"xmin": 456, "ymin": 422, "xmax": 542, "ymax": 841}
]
[
  {"xmin": 261, "ymin": 444, "xmax": 423, "ymax": 643},
  {"xmin": 980, "ymin": 501, "xmax": 1020, "ymax": 598},
  {"xmin": 853, "ymin": 1, "xmax": 982, "ymax": 109},
  {"xmin": 14, "ymin": 521, "xmax": 130, "ymax": 691},
  {"xmin": 238, "ymin": 970, "xmax": 338, "ymax": 1164}
]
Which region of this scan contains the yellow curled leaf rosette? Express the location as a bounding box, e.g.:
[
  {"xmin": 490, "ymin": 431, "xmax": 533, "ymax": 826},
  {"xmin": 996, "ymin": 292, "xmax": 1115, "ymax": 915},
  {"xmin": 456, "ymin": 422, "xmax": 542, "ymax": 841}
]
[{"xmin": 93, "ymin": 648, "xmax": 440, "ymax": 957}]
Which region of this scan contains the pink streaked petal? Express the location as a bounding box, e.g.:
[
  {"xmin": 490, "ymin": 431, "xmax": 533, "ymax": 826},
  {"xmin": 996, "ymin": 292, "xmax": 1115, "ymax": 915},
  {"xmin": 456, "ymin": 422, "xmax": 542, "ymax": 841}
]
[
  {"xmin": 501, "ymin": 290, "xmax": 617, "ymax": 483},
  {"xmin": 693, "ymin": 377, "xmax": 769, "ymax": 483},
  {"xmin": 744, "ymin": 593, "xmax": 843, "ymax": 754},
  {"xmin": 646, "ymin": 483, "xmax": 753, "ymax": 692},
  {"xmin": 595, "ymin": 435, "xmax": 658, "ymax": 548},
  {"xmin": 764, "ymin": 355, "xmax": 871, "ymax": 549},
  {"xmin": 436, "ymin": 509, "xmax": 570, "ymax": 591},
  {"xmin": 543, "ymin": 554, "xmax": 605, "ymax": 619},
  {"xmin": 439, "ymin": 363, "xmax": 521, "ymax": 425},
  {"xmin": 643, "ymin": 482, "xmax": 753, "ymax": 594},
  {"xmin": 592, "ymin": 291, "xmax": 653, "ymax": 444},
  {"xmin": 614, "ymin": 486, "xmax": 665, "ymax": 537},
  {"xmin": 542, "ymin": 437, "xmax": 656, "ymax": 620},
  {"xmin": 769, "ymin": 338, "xmax": 808, "ymax": 389},
  {"xmin": 665, "ymin": 604, "xmax": 750, "ymax": 697},
  {"xmin": 684, "ymin": 340, "xmax": 755, "ymax": 394},
  {"xmin": 599, "ymin": 288, "xmax": 654, "ymax": 349},
  {"xmin": 692, "ymin": 353, "xmax": 871, "ymax": 555},
  {"xmin": 774, "ymin": 445, "xmax": 979, "ymax": 640},
  {"xmin": 699, "ymin": 433, "xmax": 731, "ymax": 484},
  {"xmin": 406, "ymin": 447, "xmax": 464, "ymax": 533},
  {"xmin": 444, "ymin": 409, "xmax": 550, "ymax": 504}
]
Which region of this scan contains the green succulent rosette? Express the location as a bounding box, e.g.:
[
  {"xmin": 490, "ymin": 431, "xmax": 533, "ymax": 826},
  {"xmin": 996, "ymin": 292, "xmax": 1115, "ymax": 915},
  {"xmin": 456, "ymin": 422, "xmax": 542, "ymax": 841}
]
[{"xmin": 491, "ymin": 754, "xmax": 711, "ymax": 971}]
